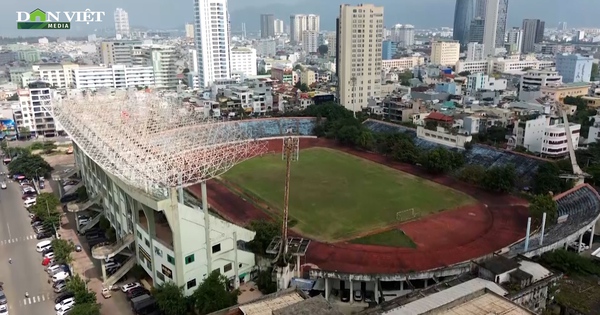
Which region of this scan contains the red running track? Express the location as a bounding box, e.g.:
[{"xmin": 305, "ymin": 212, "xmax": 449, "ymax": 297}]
[{"xmin": 188, "ymin": 138, "xmax": 530, "ymax": 274}]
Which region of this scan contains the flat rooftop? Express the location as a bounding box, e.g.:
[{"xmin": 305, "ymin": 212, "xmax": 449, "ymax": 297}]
[
  {"xmin": 435, "ymin": 292, "xmax": 535, "ymax": 315},
  {"xmin": 238, "ymin": 291, "xmax": 304, "ymax": 315}
]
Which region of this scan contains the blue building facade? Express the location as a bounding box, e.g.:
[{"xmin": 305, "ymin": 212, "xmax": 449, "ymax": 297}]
[
  {"xmin": 556, "ymin": 53, "xmax": 594, "ymax": 83},
  {"xmin": 382, "ymin": 40, "xmax": 397, "ymax": 60},
  {"xmin": 435, "ymin": 82, "xmax": 458, "ymax": 95},
  {"xmin": 453, "ymin": 0, "xmax": 475, "ymax": 47}
]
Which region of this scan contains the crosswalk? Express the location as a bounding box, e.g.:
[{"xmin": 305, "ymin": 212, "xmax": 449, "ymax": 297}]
[
  {"xmin": 0, "ymin": 235, "xmax": 38, "ymax": 245},
  {"xmin": 20, "ymin": 293, "xmax": 51, "ymax": 306}
]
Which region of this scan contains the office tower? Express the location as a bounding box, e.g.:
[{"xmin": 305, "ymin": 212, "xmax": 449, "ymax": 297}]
[
  {"xmin": 194, "ymin": 0, "xmax": 231, "ymax": 87},
  {"xmin": 466, "ymin": 42, "xmax": 485, "ymax": 61},
  {"xmin": 326, "ymin": 32, "xmax": 336, "ymax": 57},
  {"xmin": 430, "ymin": 41, "xmax": 461, "ymax": 66},
  {"xmin": 382, "ymin": 40, "xmax": 397, "ymax": 60},
  {"xmin": 397, "ymin": 25, "xmax": 415, "ymax": 48},
  {"xmin": 98, "ymin": 40, "xmax": 142, "ymax": 66},
  {"xmin": 185, "ymin": 23, "xmax": 195, "ymax": 39},
  {"xmin": 506, "ymin": 27, "xmax": 523, "ymax": 53},
  {"xmin": 390, "ymin": 24, "xmax": 402, "ymax": 42},
  {"xmin": 290, "ymin": 14, "xmax": 320, "ymax": 43},
  {"xmin": 558, "ymin": 21, "xmax": 567, "ymax": 31},
  {"xmin": 337, "ymin": 4, "xmax": 384, "ymax": 112},
  {"xmin": 114, "ymin": 8, "xmax": 130, "ymax": 38},
  {"xmin": 521, "ymin": 19, "xmax": 545, "ymax": 53},
  {"xmin": 475, "ymin": 0, "xmax": 487, "ymax": 18},
  {"xmin": 274, "ymin": 19, "xmax": 284, "ymax": 35},
  {"xmin": 469, "ymin": 18, "xmax": 485, "ymax": 43},
  {"xmin": 260, "ymin": 14, "xmax": 275, "ymax": 38},
  {"xmin": 556, "ymin": 53, "xmax": 594, "ymax": 83},
  {"xmin": 453, "ymin": 0, "xmax": 475, "ymax": 47},
  {"xmin": 483, "ymin": 0, "xmax": 509, "ymax": 57}
]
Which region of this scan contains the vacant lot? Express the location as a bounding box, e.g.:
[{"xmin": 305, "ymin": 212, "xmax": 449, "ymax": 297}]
[{"xmin": 223, "ymin": 147, "xmax": 475, "ymax": 242}]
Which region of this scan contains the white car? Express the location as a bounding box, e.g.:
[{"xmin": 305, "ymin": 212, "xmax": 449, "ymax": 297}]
[
  {"xmin": 44, "ymin": 252, "xmax": 55, "ymax": 260},
  {"xmin": 0, "ymin": 182, "xmax": 6, "ymax": 189},
  {"xmin": 52, "ymin": 271, "xmax": 70, "ymax": 283},
  {"xmin": 121, "ymin": 282, "xmax": 141, "ymax": 293},
  {"xmin": 0, "ymin": 304, "xmax": 7, "ymax": 314},
  {"xmin": 54, "ymin": 297, "xmax": 74, "ymax": 311}
]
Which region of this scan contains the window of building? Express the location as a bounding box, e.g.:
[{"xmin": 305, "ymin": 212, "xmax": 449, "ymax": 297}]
[
  {"xmin": 156, "ymin": 272, "xmax": 165, "ymax": 282},
  {"xmin": 144, "ymin": 239, "xmax": 150, "ymax": 247},
  {"xmin": 154, "ymin": 247, "xmax": 163, "ymax": 257},
  {"xmin": 223, "ymin": 263, "xmax": 232, "ymax": 273},
  {"xmin": 167, "ymin": 254, "xmax": 175, "ymax": 265},
  {"xmin": 211, "ymin": 244, "xmax": 221, "ymax": 253},
  {"xmin": 185, "ymin": 254, "xmax": 195, "ymax": 264},
  {"xmin": 137, "ymin": 231, "xmax": 142, "ymax": 239},
  {"xmin": 187, "ymin": 279, "xmax": 197, "ymax": 290}
]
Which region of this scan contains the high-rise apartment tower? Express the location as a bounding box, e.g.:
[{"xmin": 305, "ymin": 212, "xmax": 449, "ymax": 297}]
[
  {"xmin": 521, "ymin": 19, "xmax": 545, "ymax": 53},
  {"xmin": 453, "ymin": 0, "xmax": 475, "ymax": 47},
  {"xmin": 260, "ymin": 14, "xmax": 275, "ymax": 38},
  {"xmin": 114, "ymin": 8, "xmax": 130, "ymax": 38},
  {"xmin": 194, "ymin": 0, "xmax": 231, "ymax": 87},
  {"xmin": 336, "ymin": 4, "xmax": 383, "ymax": 112},
  {"xmin": 483, "ymin": 0, "xmax": 509, "ymax": 57}
]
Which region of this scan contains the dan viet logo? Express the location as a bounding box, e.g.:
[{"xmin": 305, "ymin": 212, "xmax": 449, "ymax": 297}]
[{"xmin": 17, "ymin": 8, "xmax": 106, "ymax": 30}]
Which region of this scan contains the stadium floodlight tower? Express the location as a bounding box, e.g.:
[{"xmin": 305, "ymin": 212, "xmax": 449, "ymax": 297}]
[{"xmin": 52, "ymin": 90, "xmax": 266, "ymax": 286}]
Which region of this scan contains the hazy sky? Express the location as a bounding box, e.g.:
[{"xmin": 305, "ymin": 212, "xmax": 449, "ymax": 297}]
[{"xmin": 0, "ymin": 0, "xmax": 596, "ymax": 36}]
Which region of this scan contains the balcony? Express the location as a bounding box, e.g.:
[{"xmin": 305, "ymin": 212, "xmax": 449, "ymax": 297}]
[{"xmin": 138, "ymin": 210, "xmax": 173, "ymax": 250}]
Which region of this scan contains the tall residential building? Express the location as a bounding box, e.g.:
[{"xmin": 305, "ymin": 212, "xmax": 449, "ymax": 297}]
[
  {"xmin": 556, "ymin": 53, "xmax": 594, "ymax": 83},
  {"xmin": 98, "ymin": 40, "xmax": 142, "ymax": 66},
  {"xmin": 71, "ymin": 65, "xmax": 155, "ymax": 89},
  {"xmin": 506, "ymin": 27, "xmax": 523, "ymax": 54},
  {"xmin": 558, "ymin": 21, "xmax": 567, "ymax": 31},
  {"xmin": 135, "ymin": 46, "xmax": 178, "ymax": 89},
  {"xmin": 483, "ymin": 0, "xmax": 509, "ymax": 57},
  {"xmin": 337, "ymin": 4, "xmax": 384, "ymax": 112},
  {"xmin": 453, "ymin": 0, "xmax": 475, "ymax": 47},
  {"xmin": 260, "ymin": 14, "xmax": 275, "ymax": 38},
  {"xmin": 114, "ymin": 8, "xmax": 130, "ymax": 38},
  {"xmin": 466, "ymin": 42, "xmax": 485, "ymax": 61},
  {"xmin": 185, "ymin": 23, "xmax": 195, "ymax": 39},
  {"xmin": 274, "ymin": 19, "xmax": 284, "ymax": 35},
  {"xmin": 326, "ymin": 32, "xmax": 336, "ymax": 57},
  {"xmin": 475, "ymin": 0, "xmax": 487, "ymax": 18},
  {"xmin": 469, "ymin": 18, "xmax": 485, "ymax": 43},
  {"xmin": 382, "ymin": 40, "xmax": 397, "ymax": 60},
  {"xmin": 290, "ymin": 14, "xmax": 319, "ymax": 43},
  {"xmin": 521, "ymin": 19, "xmax": 545, "ymax": 53},
  {"xmin": 194, "ymin": 0, "xmax": 231, "ymax": 87},
  {"xmin": 397, "ymin": 25, "xmax": 415, "ymax": 48},
  {"xmin": 302, "ymin": 30, "xmax": 319, "ymax": 53},
  {"xmin": 430, "ymin": 41, "xmax": 461, "ymax": 66}
]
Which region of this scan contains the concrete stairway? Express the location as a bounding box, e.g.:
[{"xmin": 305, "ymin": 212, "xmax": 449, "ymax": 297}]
[{"xmin": 92, "ymin": 234, "xmax": 135, "ymax": 260}]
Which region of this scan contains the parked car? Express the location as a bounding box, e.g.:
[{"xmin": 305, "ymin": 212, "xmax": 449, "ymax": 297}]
[
  {"xmin": 126, "ymin": 288, "xmax": 149, "ymax": 300},
  {"xmin": 54, "ymin": 292, "xmax": 74, "ymax": 305},
  {"xmin": 0, "ymin": 290, "xmax": 6, "ymax": 305},
  {"xmin": 353, "ymin": 290, "xmax": 362, "ymax": 302},
  {"xmin": 36, "ymin": 231, "xmax": 53, "ymax": 239},
  {"xmin": 52, "ymin": 272, "xmax": 70, "ymax": 283},
  {"xmin": 59, "ymin": 194, "xmax": 78, "ymax": 203},
  {"xmin": 340, "ymin": 289, "xmax": 350, "ymax": 302},
  {"xmin": 54, "ymin": 297, "xmax": 74, "ymax": 311},
  {"xmin": 54, "ymin": 281, "xmax": 68, "ymax": 293},
  {"xmin": 121, "ymin": 282, "xmax": 142, "ymax": 293},
  {"xmin": 0, "ymin": 182, "xmax": 6, "ymax": 189}
]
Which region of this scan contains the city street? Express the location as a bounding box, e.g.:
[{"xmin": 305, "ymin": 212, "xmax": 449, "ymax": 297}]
[
  {"xmin": 0, "ymin": 165, "xmax": 55, "ymax": 314},
  {"xmin": 7, "ymin": 137, "xmax": 72, "ymax": 148}
]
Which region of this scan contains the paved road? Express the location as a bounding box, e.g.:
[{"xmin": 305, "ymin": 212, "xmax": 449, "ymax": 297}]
[
  {"xmin": 0, "ymin": 165, "xmax": 56, "ymax": 314},
  {"xmin": 7, "ymin": 137, "xmax": 72, "ymax": 148}
]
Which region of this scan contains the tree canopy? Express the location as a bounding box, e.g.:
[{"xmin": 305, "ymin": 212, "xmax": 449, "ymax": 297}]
[
  {"xmin": 246, "ymin": 220, "xmax": 279, "ymax": 255},
  {"xmin": 152, "ymin": 282, "xmax": 190, "ymax": 315},
  {"xmin": 192, "ymin": 270, "xmax": 238, "ymax": 314},
  {"xmin": 51, "ymin": 239, "xmax": 75, "ymax": 265},
  {"xmin": 66, "ymin": 273, "xmax": 100, "ymax": 315},
  {"xmin": 30, "ymin": 192, "xmax": 61, "ymax": 231},
  {"xmin": 7, "ymin": 152, "xmax": 52, "ymax": 179},
  {"xmin": 481, "ymin": 165, "xmax": 517, "ymax": 192},
  {"xmin": 532, "ymin": 162, "xmax": 572, "ymax": 195},
  {"xmin": 317, "ymin": 44, "xmax": 328, "ymax": 56},
  {"xmin": 529, "ymin": 194, "xmax": 558, "ymax": 225}
]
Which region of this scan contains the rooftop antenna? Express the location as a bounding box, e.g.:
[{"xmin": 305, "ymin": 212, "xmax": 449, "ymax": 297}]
[{"xmin": 273, "ymin": 129, "xmax": 299, "ymax": 265}]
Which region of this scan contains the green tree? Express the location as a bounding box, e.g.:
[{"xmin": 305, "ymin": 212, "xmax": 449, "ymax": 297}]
[
  {"xmin": 42, "ymin": 141, "xmax": 57, "ymax": 154},
  {"xmin": 317, "ymin": 44, "xmax": 328, "ymax": 56},
  {"xmin": 299, "ymin": 83, "xmax": 309, "ymax": 92},
  {"xmin": 68, "ymin": 303, "xmax": 101, "ymax": 315},
  {"xmin": 30, "ymin": 193, "xmax": 61, "ymax": 230},
  {"xmin": 4, "ymin": 146, "xmax": 30, "ymax": 159},
  {"xmin": 293, "ymin": 64, "xmax": 303, "ymax": 71},
  {"xmin": 540, "ymin": 249, "xmax": 600, "ymax": 275},
  {"xmin": 7, "ymin": 153, "xmax": 52, "ymax": 178},
  {"xmin": 356, "ymin": 129, "xmax": 375, "ymax": 151},
  {"xmin": 532, "ymin": 162, "xmax": 572, "ymax": 195},
  {"xmin": 457, "ymin": 71, "xmax": 471, "ymax": 76},
  {"xmin": 51, "ymin": 239, "xmax": 75, "ymax": 264},
  {"xmin": 335, "ymin": 125, "xmax": 361, "ymax": 145},
  {"xmin": 391, "ymin": 138, "xmax": 421, "ymax": 164},
  {"xmin": 98, "ymin": 216, "xmax": 110, "ymax": 231},
  {"xmin": 193, "ymin": 270, "xmax": 238, "ymax": 314},
  {"xmin": 0, "ymin": 139, "xmax": 7, "ymax": 153},
  {"xmin": 152, "ymin": 282, "xmax": 189, "ymax": 315},
  {"xmin": 67, "ymin": 274, "xmax": 98, "ymax": 305},
  {"xmin": 457, "ymin": 165, "xmax": 486, "ymax": 185},
  {"xmin": 255, "ymin": 268, "xmax": 277, "ymax": 294},
  {"xmin": 420, "ymin": 147, "xmax": 464, "ymax": 174},
  {"xmin": 246, "ymin": 220, "xmax": 279, "ymax": 255},
  {"xmin": 18, "ymin": 126, "xmax": 31, "ymax": 139},
  {"xmin": 529, "ymin": 194, "xmax": 558, "ymax": 225},
  {"xmin": 481, "ymin": 165, "xmax": 517, "ymax": 192}
]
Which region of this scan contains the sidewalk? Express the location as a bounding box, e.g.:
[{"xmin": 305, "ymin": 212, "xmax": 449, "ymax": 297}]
[{"xmin": 52, "ymin": 182, "xmax": 132, "ymax": 314}]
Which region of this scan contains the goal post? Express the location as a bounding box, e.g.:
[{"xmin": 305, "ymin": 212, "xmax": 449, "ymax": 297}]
[{"xmin": 396, "ymin": 208, "xmax": 416, "ymax": 222}]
